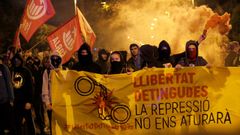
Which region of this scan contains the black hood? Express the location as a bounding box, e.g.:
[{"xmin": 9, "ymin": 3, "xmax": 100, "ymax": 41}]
[
  {"xmin": 77, "ymin": 43, "xmax": 93, "ymax": 64},
  {"xmin": 98, "ymin": 49, "xmax": 110, "ymax": 62},
  {"xmin": 11, "ymin": 53, "xmax": 24, "ymax": 67},
  {"xmin": 140, "ymin": 44, "xmax": 158, "ymax": 67},
  {"xmin": 185, "ymin": 40, "xmax": 199, "ymax": 59},
  {"xmin": 158, "ymin": 40, "xmax": 171, "ymax": 60}
]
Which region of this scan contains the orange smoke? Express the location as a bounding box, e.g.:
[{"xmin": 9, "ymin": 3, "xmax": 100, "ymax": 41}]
[{"xmin": 204, "ymin": 13, "xmax": 231, "ymax": 35}]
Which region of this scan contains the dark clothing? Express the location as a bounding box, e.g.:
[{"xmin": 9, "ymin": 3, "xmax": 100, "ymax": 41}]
[
  {"xmin": 73, "ymin": 43, "xmax": 101, "ymax": 73},
  {"xmin": 178, "ymin": 40, "xmax": 207, "ymax": 67},
  {"xmin": 72, "ymin": 62, "xmax": 101, "ymax": 73},
  {"xmin": 178, "ymin": 56, "xmax": 208, "ymax": 67},
  {"xmin": 139, "ymin": 45, "xmax": 158, "ymax": 67},
  {"xmin": 225, "ymin": 51, "xmax": 240, "ymax": 66},
  {"xmin": 109, "ymin": 51, "xmax": 128, "ymax": 74},
  {"xmin": 11, "ymin": 66, "xmax": 34, "ymax": 104},
  {"xmin": 0, "ymin": 64, "xmax": 15, "ymax": 134},
  {"xmin": 11, "ymin": 53, "xmax": 35, "ymax": 135},
  {"xmin": 171, "ymin": 52, "xmax": 185, "ymax": 66},
  {"xmin": 157, "ymin": 40, "xmax": 175, "ymax": 68},
  {"xmin": 127, "ymin": 56, "xmax": 145, "ymax": 71},
  {"xmin": 95, "ymin": 49, "xmax": 110, "ymax": 74},
  {"xmin": 109, "ymin": 61, "xmax": 127, "ymax": 74},
  {"xmin": 0, "ymin": 64, "xmax": 14, "ymax": 104},
  {"xmin": 0, "ymin": 102, "xmax": 15, "ymax": 135}
]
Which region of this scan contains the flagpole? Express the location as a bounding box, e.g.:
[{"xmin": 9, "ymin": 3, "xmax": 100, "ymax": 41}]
[
  {"xmin": 27, "ymin": 37, "xmax": 46, "ymax": 52},
  {"xmin": 74, "ymin": 0, "xmax": 77, "ymax": 15}
]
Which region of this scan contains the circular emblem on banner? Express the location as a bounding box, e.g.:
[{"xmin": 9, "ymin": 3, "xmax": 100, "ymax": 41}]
[{"xmin": 27, "ymin": 0, "xmax": 47, "ymax": 20}]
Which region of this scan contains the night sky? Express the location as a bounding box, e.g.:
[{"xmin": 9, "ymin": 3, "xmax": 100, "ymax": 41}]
[{"xmin": 0, "ymin": 0, "xmax": 240, "ymax": 54}]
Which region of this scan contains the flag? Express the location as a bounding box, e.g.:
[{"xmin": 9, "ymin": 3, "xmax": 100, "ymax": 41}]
[
  {"xmin": 77, "ymin": 8, "xmax": 96, "ymax": 48},
  {"xmin": 20, "ymin": 0, "xmax": 55, "ymax": 42},
  {"xmin": 13, "ymin": 27, "xmax": 21, "ymax": 48},
  {"xmin": 47, "ymin": 15, "xmax": 83, "ymax": 64}
]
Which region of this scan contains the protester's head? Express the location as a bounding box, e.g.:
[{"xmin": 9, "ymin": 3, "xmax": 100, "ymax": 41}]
[
  {"xmin": 11, "ymin": 53, "xmax": 24, "ymax": 68},
  {"xmin": 110, "ymin": 51, "xmax": 124, "ymax": 74},
  {"xmin": 140, "ymin": 44, "xmax": 158, "ymax": 67},
  {"xmin": 98, "ymin": 49, "xmax": 110, "ymax": 62},
  {"xmin": 228, "ymin": 41, "xmax": 240, "ymax": 53},
  {"xmin": 50, "ymin": 54, "xmax": 62, "ymax": 69},
  {"xmin": 7, "ymin": 46, "xmax": 17, "ymax": 60},
  {"xmin": 158, "ymin": 40, "xmax": 171, "ymax": 59},
  {"xmin": 26, "ymin": 56, "xmax": 34, "ymax": 68},
  {"xmin": 77, "ymin": 43, "xmax": 93, "ymax": 64},
  {"xmin": 129, "ymin": 43, "xmax": 139, "ymax": 57},
  {"xmin": 33, "ymin": 56, "xmax": 41, "ymax": 68},
  {"xmin": 42, "ymin": 56, "xmax": 51, "ymax": 69},
  {"xmin": 186, "ymin": 40, "xmax": 198, "ymax": 61}
]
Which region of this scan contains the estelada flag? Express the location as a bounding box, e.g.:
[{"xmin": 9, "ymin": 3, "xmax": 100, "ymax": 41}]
[
  {"xmin": 20, "ymin": 0, "xmax": 55, "ymax": 42},
  {"xmin": 47, "ymin": 15, "xmax": 83, "ymax": 64},
  {"xmin": 77, "ymin": 8, "xmax": 96, "ymax": 48}
]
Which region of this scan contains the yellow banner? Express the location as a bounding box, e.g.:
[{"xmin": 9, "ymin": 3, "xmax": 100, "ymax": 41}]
[{"xmin": 52, "ymin": 67, "xmax": 240, "ymax": 135}]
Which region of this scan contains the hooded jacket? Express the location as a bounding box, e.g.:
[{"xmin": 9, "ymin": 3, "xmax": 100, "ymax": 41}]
[
  {"xmin": 11, "ymin": 54, "xmax": 33, "ymax": 104},
  {"xmin": 178, "ymin": 40, "xmax": 207, "ymax": 66},
  {"xmin": 95, "ymin": 49, "xmax": 110, "ymax": 74},
  {"xmin": 72, "ymin": 43, "xmax": 101, "ymax": 73},
  {"xmin": 157, "ymin": 40, "xmax": 175, "ymax": 67},
  {"xmin": 139, "ymin": 44, "xmax": 158, "ymax": 68},
  {"xmin": 42, "ymin": 53, "xmax": 62, "ymax": 105}
]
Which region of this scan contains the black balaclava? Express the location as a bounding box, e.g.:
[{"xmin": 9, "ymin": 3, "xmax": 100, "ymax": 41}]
[
  {"xmin": 110, "ymin": 51, "xmax": 124, "ymax": 74},
  {"xmin": 158, "ymin": 40, "xmax": 171, "ymax": 60},
  {"xmin": 78, "ymin": 43, "xmax": 93, "ymax": 65},
  {"xmin": 50, "ymin": 55, "xmax": 62, "ymax": 68},
  {"xmin": 26, "ymin": 56, "xmax": 34, "ymax": 68}
]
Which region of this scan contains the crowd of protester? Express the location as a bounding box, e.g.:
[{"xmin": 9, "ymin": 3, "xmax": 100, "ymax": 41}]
[{"xmin": 1, "ymin": 36, "xmax": 240, "ymax": 134}]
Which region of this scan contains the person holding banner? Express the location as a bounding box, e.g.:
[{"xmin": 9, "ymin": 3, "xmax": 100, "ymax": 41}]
[
  {"xmin": 156, "ymin": 40, "xmax": 175, "ymax": 68},
  {"xmin": 127, "ymin": 43, "xmax": 145, "ymax": 71},
  {"xmin": 95, "ymin": 49, "xmax": 110, "ymax": 74},
  {"xmin": 175, "ymin": 40, "xmax": 208, "ymax": 68},
  {"xmin": 109, "ymin": 51, "xmax": 128, "ymax": 74},
  {"xmin": 72, "ymin": 43, "xmax": 101, "ymax": 73},
  {"xmin": 42, "ymin": 53, "xmax": 62, "ymax": 135}
]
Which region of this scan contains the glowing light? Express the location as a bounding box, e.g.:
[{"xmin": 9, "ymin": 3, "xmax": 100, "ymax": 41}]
[
  {"xmin": 192, "ymin": 0, "xmax": 195, "ymax": 6},
  {"xmin": 165, "ymin": 11, "xmax": 170, "ymax": 17},
  {"xmin": 151, "ymin": 23, "xmax": 155, "ymax": 26},
  {"xmin": 150, "ymin": 27, "xmax": 154, "ymax": 30},
  {"xmin": 151, "ymin": 35, "xmax": 154, "ymax": 39},
  {"xmin": 101, "ymin": 2, "xmax": 110, "ymax": 11},
  {"xmin": 153, "ymin": 18, "xmax": 158, "ymax": 21},
  {"xmin": 127, "ymin": 36, "xmax": 130, "ymax": 39}
]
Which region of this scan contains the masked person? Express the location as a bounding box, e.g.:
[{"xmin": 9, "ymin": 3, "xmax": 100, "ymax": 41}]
[
  {"xmin": 26, "ymin": 56, "xmax": 45, "ymax": 134},
  {"xmin": 109, "ymin": 51, "xmax": 127, "ymax": 74},
  {"xmin": 72, "ymin": 43, "xmax": 101, "ymax": 73},
  {"xmin": 95, "ymin": 49, "xmax": 110, "ymax": 74},
  {"xmin": 156, "ymin": 40, "xmax": 175, "ymax": 68},
  {"xmin": 10, "ymin": 53, "xmax": 35, "ymax": 135},
  {"xmin": 42, "ymin": 53, "xmax": 62, "ymax": 134},
  {"xmin": 176, "ymin": 40, "xmax": 208, "ymax": 68},
  {"xmin": 139, "ymin": 44, "xmax": 158, "ymax": 68},
  {"xmin": 225, "ymin": 41, "xmax": 240, "ymax": 66},
  {"xmin": 0, "ymin": 55, "xmax": 15, "ymax": 135},
  {"xmin": 127, "ymin": 44, "xmax": 144, "ymax": 71}
]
